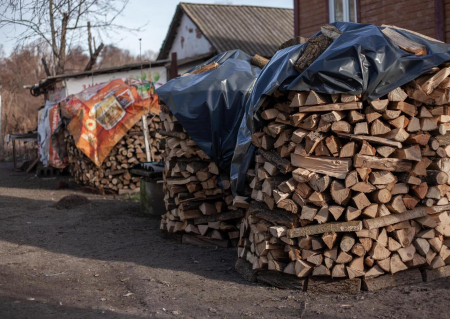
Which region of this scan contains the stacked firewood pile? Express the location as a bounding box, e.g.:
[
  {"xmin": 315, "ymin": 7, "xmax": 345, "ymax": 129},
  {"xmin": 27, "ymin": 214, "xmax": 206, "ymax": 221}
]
[
  {"xmin": 238, "ymin": 31, "xmax": 450, "ymax": 281},
  {"xmin": 65, "ymin": 115, "xmax": 163, "ymax": 193},
  {"xmin": 159, "ymin": 103, "xmax": 244, "ymax": 246}
]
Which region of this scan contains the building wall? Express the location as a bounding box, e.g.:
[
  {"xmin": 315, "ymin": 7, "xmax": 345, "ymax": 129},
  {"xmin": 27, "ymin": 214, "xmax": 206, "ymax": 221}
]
[
  {"xmin": 64, "ymin": 66, "xmax": 167, "ymax": 96},
  {"xmin": 360, "ymin": 0, "xmax": 436, "ymax": 39},
  {"xmin": 445, "ymin": 0, "xmax": 450, "ymax": 42},
  {"xmin": 296, "ymin": 0, "xmax": 447, "ymax": 42},
  {"xmin": 297, "ymin": 0, "xmax": 328, "ymax": 38},
  {"xmin": 168, "ymin": 13, "xmax": 213, "ymax": 60}
]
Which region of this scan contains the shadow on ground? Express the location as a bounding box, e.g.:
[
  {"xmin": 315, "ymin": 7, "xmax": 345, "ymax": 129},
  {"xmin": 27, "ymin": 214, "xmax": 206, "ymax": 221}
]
[{"xmin": 0, "ymin": 193, "xmax": 244, "ymax": 286}]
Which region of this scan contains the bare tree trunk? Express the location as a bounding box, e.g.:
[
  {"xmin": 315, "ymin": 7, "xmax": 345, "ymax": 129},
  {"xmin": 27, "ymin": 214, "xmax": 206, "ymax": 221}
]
[
  {"xmin": 84, "ymin": 43, "xmax": 104, "ymax": 71},
  {"xmin": 49, "ymin": 0, "xmax": 58, "ymax": 76},
  {"xmin": 0, "ymin": 0, "xmax": 140, "ymax": 76},
  {"xmin": 56, "ymin": 13, "xmax": 69, "ymax": 75},
  {"xmin": 41, "ymin": 58, "xmax": 51, "ymax": 76},
  {"xmin": 87, "ymin": 21, "xmax": 93, "ymax": 57},
  {"xmin": 84, "ymin": 20, "xmax": 104, "ymax": 71}
]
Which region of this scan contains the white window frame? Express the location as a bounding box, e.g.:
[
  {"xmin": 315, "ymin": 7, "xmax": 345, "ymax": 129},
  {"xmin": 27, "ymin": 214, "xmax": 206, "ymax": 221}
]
[{"xmin": 329, "ymin": 0, "xmax": 357, "ymax": 23}]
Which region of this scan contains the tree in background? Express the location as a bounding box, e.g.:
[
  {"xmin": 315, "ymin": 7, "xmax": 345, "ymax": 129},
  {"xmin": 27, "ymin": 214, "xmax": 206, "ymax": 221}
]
[
  {"xmin": 0, "ymin": 43, "xmax": 154, "ymax": 144},
  {"xmin": 143, "ymin": 50, "xmax": 158, "ymax": 61},
  {"xmin": 96, "ymin": 44, "xmax": 138, "ymax": 69},
  {"xmin": 0, "ymin": 0, "xmax": 138, "ymax": 75},
  {"xmin": 0, "ymin": 45, "xmax": 48, "ymax": 144},
  {"xmin": 64, "ymin": 45, "xmax": 90, "ymax": 73},
  {"xmin": 97, "ymin": 45, "xmax": 159, "ymax": 69}
]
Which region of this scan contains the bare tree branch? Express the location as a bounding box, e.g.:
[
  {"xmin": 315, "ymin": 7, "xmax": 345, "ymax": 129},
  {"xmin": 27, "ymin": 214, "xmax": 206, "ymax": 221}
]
[
  {"xmin": 49, "ymin": 0, "xmax": 59, "ymax": 62},
  {"xmin": 87, "ymin": 21, "xmax": 92, "ymax": 57},
  {"xmin": 84, "ymin": 42, "xmax": 103, "ymax": 71},
  {"xmin": 0, "ymin": 0, "xmax": 141, "ymax": 75}
]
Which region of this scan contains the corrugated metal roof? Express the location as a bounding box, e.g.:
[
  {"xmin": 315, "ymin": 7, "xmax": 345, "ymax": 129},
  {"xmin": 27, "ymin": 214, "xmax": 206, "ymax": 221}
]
[{"xmin": 158, "ymin": 3, "xmax": 293, "ymax": 59}]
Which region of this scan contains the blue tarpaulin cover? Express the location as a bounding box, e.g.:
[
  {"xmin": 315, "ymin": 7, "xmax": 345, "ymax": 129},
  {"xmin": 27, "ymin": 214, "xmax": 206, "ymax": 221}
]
[{"xmin": 157, "ymin": 50, "xmax": 261, "ymax": 170}]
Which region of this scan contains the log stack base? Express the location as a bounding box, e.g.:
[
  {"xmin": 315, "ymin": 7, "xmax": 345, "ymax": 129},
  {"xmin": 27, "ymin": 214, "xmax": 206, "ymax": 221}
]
[
  {"xmin": 236, "ymin": 257, "xmax": 450, "ymax": 293},
  {"xmin": 65, "ymin": 115, "xmax": 163, "ymax": 193}
]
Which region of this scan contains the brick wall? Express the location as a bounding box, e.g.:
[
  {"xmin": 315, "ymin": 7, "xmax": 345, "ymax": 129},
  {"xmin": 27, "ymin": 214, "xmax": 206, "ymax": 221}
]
[
  {"xmin": 296, "ymin": 0, "xmax": 448, "ymax": 42},
  {"xmin": 445, "ymin": 0, "xmax": 450, "ymax": 42},
  {"xmin": 297, "ymin": 0, "xmax": 328, "ymax": 37},
  {"xmin": 360, "ymin": 0, "xmax": 436, "ymax": 39}
]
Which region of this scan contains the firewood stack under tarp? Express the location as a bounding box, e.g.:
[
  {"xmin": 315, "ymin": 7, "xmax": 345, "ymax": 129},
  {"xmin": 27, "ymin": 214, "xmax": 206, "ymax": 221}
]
[
  {"xmin": 159, "ymin": 103, "xmax": 245, "ymax": 247},
  {"xmin": 65, "ymin": 115, "xmax": 163, "ymax": 193},
  {"xmin": 237, "ymin": 28, "xmax": 450, "ymax": 288}
]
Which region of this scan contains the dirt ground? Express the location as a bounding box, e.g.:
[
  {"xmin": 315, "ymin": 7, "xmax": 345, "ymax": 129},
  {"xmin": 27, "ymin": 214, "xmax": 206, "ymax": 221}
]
[{"xmin": 1, "ymin": 163, "xmax": 450, "ymax": 319}]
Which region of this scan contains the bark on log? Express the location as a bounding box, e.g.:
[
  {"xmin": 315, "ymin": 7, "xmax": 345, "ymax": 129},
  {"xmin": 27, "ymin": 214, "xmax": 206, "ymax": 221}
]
[
  {"xmin": 363, "ymin": 207, "xmax": 430, "ymax": 229},
  {"xmin": 287, "ymin": 221, "xmax": 362, "ymax": 238},
  {"xmin": 294, "ymin": 34, "xmax": 332, "ymax": 73}
]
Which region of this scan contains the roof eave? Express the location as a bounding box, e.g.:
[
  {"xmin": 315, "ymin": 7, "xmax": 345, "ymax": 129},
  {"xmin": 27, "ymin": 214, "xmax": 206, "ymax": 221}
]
[
  {"xmin": 26, "ymin": 59, "xmax": 170, "ymax": 91},
  {"xmin": 157, "ymin": 4, "xmax": 184, "ymax": 60}
]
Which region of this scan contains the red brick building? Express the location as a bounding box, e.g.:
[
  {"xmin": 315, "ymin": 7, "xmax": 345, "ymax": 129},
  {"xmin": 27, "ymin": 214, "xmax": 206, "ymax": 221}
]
[{"xmin": 294, "ymin": 0, "xmax": 449, "ymax": 42}]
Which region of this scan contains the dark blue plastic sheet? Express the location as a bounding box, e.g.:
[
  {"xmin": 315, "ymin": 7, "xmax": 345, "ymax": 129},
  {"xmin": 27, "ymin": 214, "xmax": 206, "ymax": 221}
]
[
  {"xmin": 156, "ymin": 50, "xmax": 261, "ymax": 170},
  {"xmin": 231, "ymin": 22, "xmax": 450, "ymax": 195}
]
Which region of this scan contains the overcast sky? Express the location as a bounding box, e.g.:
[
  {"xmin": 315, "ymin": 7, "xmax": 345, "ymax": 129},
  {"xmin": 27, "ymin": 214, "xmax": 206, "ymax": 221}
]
[{"xmin": 0, "ymin": 0, "xmax": 293, "ymax": 57}]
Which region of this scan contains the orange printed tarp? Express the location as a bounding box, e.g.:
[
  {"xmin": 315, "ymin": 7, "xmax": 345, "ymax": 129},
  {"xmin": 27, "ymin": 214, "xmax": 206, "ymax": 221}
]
[
  {"xmin": 48, "ymin": 103, "xmax": 67, "ymax": 168},
  {"xmin": 65, "ymin": 78, "xmax": 160, "ymax": 166},
  {"xmin": 38, "ymin": 100, "xmax": 67, "ymax": 169}
]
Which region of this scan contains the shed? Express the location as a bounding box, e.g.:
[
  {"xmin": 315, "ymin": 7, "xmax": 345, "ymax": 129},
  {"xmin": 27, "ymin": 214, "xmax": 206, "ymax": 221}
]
[{"xmin": 159, "ymin": 3, "xmax": 294, "ymax": 74}]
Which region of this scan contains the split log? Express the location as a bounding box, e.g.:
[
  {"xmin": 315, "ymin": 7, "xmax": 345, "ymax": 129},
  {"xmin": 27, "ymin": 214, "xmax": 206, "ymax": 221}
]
[
  {"xmin": 287, "ymin": 221, "xmax": 362, "ymax": 238},
  {"xmin": 291, "ymin": 154, "xmax": 351, "ymax": 179},
  {"xmin": 353, "ymin": 154, "xmax": 412, "ymax": 172},
  {"xmin": 381, "ymin": 28, "xmax": 427, "ymax": 55},
  {"xmin": 363, "ymin": 207, "xmax": 429, "ymax": 229},
  {"xmin": 337, "ymin": 133, "xmax": 402, "ymax": 148}
]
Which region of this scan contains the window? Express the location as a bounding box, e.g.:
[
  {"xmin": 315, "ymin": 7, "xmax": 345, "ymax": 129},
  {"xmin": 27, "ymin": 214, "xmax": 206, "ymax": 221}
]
[{"xmin": 329, "ymin": 0, "xmax": 357, "ymax": 23}]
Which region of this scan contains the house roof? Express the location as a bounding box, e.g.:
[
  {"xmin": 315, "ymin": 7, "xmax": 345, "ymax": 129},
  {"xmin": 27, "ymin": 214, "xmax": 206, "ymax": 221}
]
[{"xmin": 158, "ymin": 3, "xmax": 294, "ymax": 60}]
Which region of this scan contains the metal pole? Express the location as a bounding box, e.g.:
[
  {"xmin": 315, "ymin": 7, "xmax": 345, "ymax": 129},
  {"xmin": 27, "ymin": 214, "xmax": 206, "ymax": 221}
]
[
  {"xmin": 139, "ymin": 38, "xmax": 142, "ymax": 74},
  {"xmin": 13, "ymin": 139, "xmax": 16, "ymax": 170},
  {"xmin": 0, "ymin": 94, "xmax": 3, "ymax": 152},
  {"xmin": 142, "ymin": 116, "xmax": 152, "ymax": 162},
  {"xmin": 139, "ymin": 38, "xmax": 152, "ymax": 162}
]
